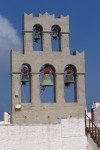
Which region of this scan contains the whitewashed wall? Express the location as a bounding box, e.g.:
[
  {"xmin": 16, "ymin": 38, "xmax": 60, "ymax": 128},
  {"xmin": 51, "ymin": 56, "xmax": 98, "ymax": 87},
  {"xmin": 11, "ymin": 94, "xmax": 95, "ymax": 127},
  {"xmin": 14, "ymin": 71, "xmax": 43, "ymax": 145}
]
[
  {"xmin": 0, "ymin": 118, "xmax": 87, "ymax": 150},
  {"xmin": 93, "ymin": 105, "xmax": 100, "ymax": 127}
]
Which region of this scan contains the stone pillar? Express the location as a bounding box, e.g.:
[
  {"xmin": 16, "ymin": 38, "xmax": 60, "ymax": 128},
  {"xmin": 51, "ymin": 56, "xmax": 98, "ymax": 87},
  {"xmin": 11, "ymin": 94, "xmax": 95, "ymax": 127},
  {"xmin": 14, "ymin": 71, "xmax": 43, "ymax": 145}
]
[
  {"xmin": 43, "ymin": 33, "xmax": 52, "ymax": 52},
  {"xmin": 32, "ymin": 74, "xmax": 40, "ymax": 105},
  {"xmin": 77, "ymin": 74, "xmax": 86, "ymax": 103},
  {"xmin": 11, "ymin": 74, "xmax": 21, "ymax": 123},
  {"xmin": 23, "ymin": 33, "xmax": 33, "ymax": 53},
  {"xmin": 61, "ymin": 34, "xmax": 70, "ymax": 54},
  {"xmin": 56, "ymin": 74, "xmax": 64, "ymax": 104},
  {"xmin": 12, "ymin": 74, "xmax": 21, "ymax": 105}
]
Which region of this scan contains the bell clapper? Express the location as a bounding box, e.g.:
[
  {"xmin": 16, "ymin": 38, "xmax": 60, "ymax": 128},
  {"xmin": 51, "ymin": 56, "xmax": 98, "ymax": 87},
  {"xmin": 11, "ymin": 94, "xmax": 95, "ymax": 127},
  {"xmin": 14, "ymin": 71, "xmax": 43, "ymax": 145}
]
[
  {"xmin": 41, "ymin": 86, "xmax": 46, "ymax": 91},
  {"xmin": 21, "ymin": 81, "xmax": 26, "ymax": 86},
  {"xmin": 65, "ymin": 82, "xmax": 70, "ymax": 87}
]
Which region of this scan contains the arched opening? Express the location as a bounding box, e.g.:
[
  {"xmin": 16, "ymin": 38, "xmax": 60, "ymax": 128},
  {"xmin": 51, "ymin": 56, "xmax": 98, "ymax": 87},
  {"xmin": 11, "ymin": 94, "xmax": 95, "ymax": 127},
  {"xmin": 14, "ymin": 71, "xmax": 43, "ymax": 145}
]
[
  {"xmin": 51, "ymin": 25, "xmax": 61, "ymax": 51},
  {"xmin": 21, "ymin": 64, "xmax": 31, "ymax": 103},
  {"xmin": 33, "ymin": 24, "xmax": 43, "ymax": 51},
  {"xmin": 40, "ymin": 64, "xmax": 56, "ymax": 103},
  {"xmin": 64, "ymin": 64, "xmax": 77, "ymax": 102}
]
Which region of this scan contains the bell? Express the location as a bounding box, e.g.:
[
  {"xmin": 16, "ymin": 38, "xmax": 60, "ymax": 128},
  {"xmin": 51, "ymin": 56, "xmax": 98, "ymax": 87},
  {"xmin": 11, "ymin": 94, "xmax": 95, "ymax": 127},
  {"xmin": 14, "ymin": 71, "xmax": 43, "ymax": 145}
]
[
  {"xmin": 34, "ymin": 32, "xmax": 40, "ymax": 43},
  {"xmin": 21, "ymin": 74, "xmax": 29, "ymax": 85},
  {"xmin": 52, "ymin": 32, "xmax": 57, "ymax": 40},
  {"xmin": 52, "ymin": 28, "xmax": 58, "ymax": 40},
  {"xmin": 64, "ymin": 74, "xmax": 74, "ymax": 87},
  {"xmin": 41, "ymin": 74, "xmax": 53, "ymax": 86}
]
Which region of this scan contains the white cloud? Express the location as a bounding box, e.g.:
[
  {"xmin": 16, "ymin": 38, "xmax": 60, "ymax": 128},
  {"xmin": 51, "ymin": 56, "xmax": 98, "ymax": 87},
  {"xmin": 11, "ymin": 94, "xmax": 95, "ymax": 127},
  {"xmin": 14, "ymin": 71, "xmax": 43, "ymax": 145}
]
[
  {"xmin": 0, "ymin": 15, "xmax": 21, "ymax": 48},
  {"xmin": 0, "ymin": 15, "xmax": 22, "ymax": 71},
  {"xmin": 0, "ymin": 15, "xmax": 22, "ymax": 119}
]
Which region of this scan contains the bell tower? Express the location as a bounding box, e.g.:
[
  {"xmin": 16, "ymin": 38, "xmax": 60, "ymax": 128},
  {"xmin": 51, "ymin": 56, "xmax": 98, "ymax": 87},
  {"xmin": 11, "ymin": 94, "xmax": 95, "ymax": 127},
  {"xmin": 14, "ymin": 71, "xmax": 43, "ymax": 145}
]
[{"xmin": 11, "ymin": 13, "xmax": 86, "ymax": 124}]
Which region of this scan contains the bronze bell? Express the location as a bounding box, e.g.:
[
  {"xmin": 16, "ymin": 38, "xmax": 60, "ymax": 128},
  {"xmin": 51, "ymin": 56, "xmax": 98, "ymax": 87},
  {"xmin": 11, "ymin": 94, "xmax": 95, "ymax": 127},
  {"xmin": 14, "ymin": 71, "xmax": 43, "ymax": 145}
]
[
  {"xmin": 64, "ymin": 74, "xmax": 74, "ymax": 87},
  {"xmin": 52, "ymin": 32, "xmax": 57, "ymax": 40},
  {"xmin": 21, "ymin": 74, "xmax": 29, "ymax": 85},
  {"xmin": 34, "ymin": 32, "xmax": 40, "ymax": 43},
  {"xmin": 52, "ymin": 28, "xmax": 58, "ymax": 40},
  {"xmin": 41, "ymin": 74, "xmax": 53, "ymax": 87}
]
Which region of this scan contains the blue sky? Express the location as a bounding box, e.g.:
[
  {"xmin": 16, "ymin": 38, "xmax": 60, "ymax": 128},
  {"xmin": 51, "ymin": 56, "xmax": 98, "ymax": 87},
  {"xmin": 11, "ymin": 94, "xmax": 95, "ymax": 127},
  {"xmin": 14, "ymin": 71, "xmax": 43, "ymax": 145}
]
[{"xmin": 0, "ymin": 0, "xmax": 100, "ymax": 120}]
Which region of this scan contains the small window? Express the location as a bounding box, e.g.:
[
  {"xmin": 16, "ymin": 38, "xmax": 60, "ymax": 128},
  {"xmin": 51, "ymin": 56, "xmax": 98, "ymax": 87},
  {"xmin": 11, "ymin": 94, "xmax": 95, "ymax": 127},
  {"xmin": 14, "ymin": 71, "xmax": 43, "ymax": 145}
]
[
  {"xmin": 40, "ymin": 64, "xmax": 56, "ymax": 103},
  {"xmin": 51, "ymin": 25, "xmax": 61, "ymax": 51},
  {"xmin": 33, "ymin": 24, "xmax": 43, "ymax": 51},
  {"xmin": 64, "ymin": 65, "xmax": 77, "ymax": 102},
  {"xmin": 21, "ymin": 64, "xmax": 31, "ymax": 103}
]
